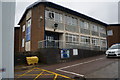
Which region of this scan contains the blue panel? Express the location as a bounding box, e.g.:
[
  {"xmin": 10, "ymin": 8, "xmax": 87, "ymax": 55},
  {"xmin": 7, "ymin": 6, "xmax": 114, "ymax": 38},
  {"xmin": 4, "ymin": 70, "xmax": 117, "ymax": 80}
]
[
  {"xmin": 61, "ymin": 49, "xmax": 70, "ymax": 59},
  {"xmin": 26, "ymin": 26, "xmax": 31, "ymax": 41}
]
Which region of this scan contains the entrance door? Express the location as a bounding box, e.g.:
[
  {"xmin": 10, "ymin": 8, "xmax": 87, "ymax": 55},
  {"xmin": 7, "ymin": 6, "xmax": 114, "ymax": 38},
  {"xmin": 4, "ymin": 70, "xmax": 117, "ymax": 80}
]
[{"xmin": 45, "ymin": 31, "xmax": 59, "ymax": 48}]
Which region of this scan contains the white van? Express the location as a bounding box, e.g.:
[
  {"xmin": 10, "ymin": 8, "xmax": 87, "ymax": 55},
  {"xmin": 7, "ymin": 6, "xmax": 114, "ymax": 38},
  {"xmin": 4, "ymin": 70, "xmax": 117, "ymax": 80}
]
[{"xmin": 106, "ymin": 44, "xmax": 120, "ymax": 57}]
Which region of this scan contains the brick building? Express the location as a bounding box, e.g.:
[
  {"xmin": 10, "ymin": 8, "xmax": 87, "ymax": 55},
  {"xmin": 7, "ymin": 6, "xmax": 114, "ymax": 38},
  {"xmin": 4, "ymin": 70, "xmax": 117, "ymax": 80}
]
[{"xmin": 15, "ymin": 1, "xmax": 119, "ymax": 53}]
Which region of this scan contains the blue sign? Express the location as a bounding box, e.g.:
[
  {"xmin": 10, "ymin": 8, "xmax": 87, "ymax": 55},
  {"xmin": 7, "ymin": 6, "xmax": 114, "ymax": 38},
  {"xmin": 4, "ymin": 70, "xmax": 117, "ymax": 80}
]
[
  {"xmin": 61, "ymin": 49, "xmax": 70, "ymax": 58},
  {"xmin": 26, "ymin": 26, "xmax": 31, "ymax": 41}
]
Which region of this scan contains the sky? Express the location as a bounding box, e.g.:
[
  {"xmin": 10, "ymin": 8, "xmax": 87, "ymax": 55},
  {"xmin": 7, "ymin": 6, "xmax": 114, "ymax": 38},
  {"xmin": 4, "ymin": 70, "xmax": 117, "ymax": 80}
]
[{"xmin": 15, "ymin": 0, "xmax": 120, "ymax": 26}]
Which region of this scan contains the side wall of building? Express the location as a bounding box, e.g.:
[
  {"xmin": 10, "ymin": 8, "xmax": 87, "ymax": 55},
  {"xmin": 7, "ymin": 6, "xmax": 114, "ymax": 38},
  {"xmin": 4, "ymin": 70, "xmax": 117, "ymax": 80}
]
[
  {"xmin": 14, "ymin": 27, "xmax": 20, "ymax": 53},
  {"xmin": 19, "ymin": 17, "xmax": 26, "ymax": 52},
  {"xmin": 18, "ymin": 4, "xmax": 45, "ymax": 52},
  {"xmin": 107, "ymin": 25, "xmax": 120, "ymax": 47},
  {"xmin": 31, "ymin": 4, "xmax": 45, "ymax": 51}
]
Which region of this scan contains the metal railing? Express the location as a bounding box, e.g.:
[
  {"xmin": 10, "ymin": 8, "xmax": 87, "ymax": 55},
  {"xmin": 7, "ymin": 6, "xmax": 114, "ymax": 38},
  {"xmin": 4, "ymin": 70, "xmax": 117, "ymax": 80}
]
[{"xmin": 38, "ymin": 40, "xmax": 107, "ymax": 51}]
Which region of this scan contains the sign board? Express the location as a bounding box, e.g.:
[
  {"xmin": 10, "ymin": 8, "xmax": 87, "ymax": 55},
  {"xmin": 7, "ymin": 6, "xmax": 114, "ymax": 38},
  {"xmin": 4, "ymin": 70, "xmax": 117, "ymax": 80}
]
[
  {"xmin": 61, "ymin": 49, "xmax": 70, "ymax": 58},
  {"xmin": 107, "ymin": 30, "xmax": 113, "ymax": 36},
  {"xmin": 73, "ymin": 49, "xmax": 78, "ymax": 55}
]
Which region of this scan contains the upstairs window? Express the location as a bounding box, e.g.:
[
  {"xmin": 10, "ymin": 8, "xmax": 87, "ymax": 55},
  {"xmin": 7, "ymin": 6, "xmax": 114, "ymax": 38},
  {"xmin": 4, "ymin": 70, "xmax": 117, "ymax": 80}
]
[
  {"xmin": 91, "ymin": 25, "xmax": 98, "ymax": 32},
  {"xmin": 99, "ymin": 27, "xmax": 106, "ymax": 34},
  {"xmin": 45, "ymin": 10, "xmax": 63, "ymax": 23},
  {"xmin": 79, "ymin": 20, "xmax": 89, "ymax": 29}
]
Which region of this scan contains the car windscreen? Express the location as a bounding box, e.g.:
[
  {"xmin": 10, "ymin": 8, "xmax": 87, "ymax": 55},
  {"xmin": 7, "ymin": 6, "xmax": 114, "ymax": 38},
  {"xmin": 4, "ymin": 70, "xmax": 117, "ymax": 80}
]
[{"xmin": 109, "ymin": 44, "xmax": 120, "ymax": 49}]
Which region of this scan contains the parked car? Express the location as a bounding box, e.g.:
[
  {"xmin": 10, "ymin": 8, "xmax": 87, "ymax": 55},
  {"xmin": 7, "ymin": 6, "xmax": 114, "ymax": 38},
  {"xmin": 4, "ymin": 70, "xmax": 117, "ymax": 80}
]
[{"xmin": 106, "ymin": 44, "xmax": 120, "ymax": 57}]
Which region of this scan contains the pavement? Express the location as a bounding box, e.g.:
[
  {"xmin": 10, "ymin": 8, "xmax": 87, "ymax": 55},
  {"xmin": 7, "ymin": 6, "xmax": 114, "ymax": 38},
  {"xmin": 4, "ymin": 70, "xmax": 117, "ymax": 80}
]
[{"xmin": 15, "ymin": 54, "xmax": 120, "ymax": 80}]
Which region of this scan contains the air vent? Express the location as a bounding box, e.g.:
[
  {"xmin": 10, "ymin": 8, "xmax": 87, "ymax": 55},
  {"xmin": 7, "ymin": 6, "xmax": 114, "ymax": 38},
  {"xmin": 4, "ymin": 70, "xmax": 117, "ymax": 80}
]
[{"xmin": 49, "ymin": 12, "xmax": 54, "ymax": 19}]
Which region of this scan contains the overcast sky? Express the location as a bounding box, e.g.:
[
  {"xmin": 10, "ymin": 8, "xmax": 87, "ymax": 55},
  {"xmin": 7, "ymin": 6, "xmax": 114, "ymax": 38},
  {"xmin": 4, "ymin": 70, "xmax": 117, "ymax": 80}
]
[{"xmin": 15, "ymin": 0, "xmax": 119, "ymax": 26}]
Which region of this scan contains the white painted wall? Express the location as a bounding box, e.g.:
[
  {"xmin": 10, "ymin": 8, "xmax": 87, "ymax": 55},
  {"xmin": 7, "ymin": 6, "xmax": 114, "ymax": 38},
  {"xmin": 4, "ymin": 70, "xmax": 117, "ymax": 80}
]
[
  {"xmin": 1, "ymin": 1, "xmax": 15, "ymax": 79},
  {"xmin": 0, "ymin": 1, "xmax": 2, "ymax": 80},
  {"xmin": 118, "ymin": 1, "xmax": 120, "ymax": 24}
]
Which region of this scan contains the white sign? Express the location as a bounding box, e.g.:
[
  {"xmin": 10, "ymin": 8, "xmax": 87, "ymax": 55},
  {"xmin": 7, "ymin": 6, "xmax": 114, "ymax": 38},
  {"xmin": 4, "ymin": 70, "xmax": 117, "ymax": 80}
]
[
  {"xmin": 73, "ymin": 49, "xmax": 78, "ymax": 55},
  {"xmin": 107, "ymin": 30, "xmax": 113, "ymax": 36}
]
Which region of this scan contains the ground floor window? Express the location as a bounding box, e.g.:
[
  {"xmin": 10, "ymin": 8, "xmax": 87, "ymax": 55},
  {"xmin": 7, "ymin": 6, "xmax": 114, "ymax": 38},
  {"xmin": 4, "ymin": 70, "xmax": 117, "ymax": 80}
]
[
  {"xmin": 92, "ymin": 38, "xmax": 99, "ymax": 46},
  {"xmin": 65, "ymin": 34, "xmax": 79, "ymax": 43},
  {"xmin": 80, "ymin": 36, "xmax": 90, "ymax": 44},
  {"xmin": 100, "ymin": 39, "xmax": 107, "ymax": 47}
]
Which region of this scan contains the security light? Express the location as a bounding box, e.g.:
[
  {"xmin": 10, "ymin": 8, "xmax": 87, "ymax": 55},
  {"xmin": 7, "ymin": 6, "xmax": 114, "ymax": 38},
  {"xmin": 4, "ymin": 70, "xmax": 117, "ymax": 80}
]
[
  {"xmin": 54, "ymin": 23, "xmax": 58, "ymax": 31},
  {"xmin": 40, "ymin": 16, "xmax": 43, "ymax": 20}
]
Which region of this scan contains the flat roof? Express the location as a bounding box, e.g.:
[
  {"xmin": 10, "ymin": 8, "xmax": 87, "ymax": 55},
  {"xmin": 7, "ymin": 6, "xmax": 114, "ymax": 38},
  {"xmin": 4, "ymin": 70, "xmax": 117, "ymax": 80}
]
[
  {"xmin": 108, "ymin": 24, "xmax": 120, "ymax": 26},
  {"xmin": 18, "ymin": 1, "xmax": 110, "ymax": 26}
]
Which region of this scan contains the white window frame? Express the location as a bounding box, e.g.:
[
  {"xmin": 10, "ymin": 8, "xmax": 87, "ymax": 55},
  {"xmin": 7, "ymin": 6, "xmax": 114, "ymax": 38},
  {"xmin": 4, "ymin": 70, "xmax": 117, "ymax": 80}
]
[
  {"xmin": 22, "ymin": 38, "xmax": 25, "ymax": 47},
  {"xmin": 100, "ymin": 39, "xmax": 107, "ymax": 48},
  {"xmin": 66, "ymin": 34, "xmax": 79, "ymax": 43},
  {"xmin": 92, "ymin": 38, "xmax": 99, "ymax": 46},
  {"xmin": 91, "ymin": 24, "xmax": 98, "ymax": 32},
  {"xmin": 22, "ymin": 25, "xmax": 25, "ymax": 32},
  {"xmin": 81, "ymin": 36, "xmax": 90, "ymax": 44}
]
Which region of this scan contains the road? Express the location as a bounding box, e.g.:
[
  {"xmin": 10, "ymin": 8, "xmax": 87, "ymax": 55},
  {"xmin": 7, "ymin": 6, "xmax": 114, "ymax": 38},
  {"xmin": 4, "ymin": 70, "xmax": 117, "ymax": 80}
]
[{"xmin": 15, "ymin": 55, "xmax": 120, "ymax": 80}]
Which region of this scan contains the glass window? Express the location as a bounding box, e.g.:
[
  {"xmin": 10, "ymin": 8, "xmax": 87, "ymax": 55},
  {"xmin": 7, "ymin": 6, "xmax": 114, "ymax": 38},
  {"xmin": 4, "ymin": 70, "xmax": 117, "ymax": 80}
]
[
  {"xmin": 22, "ymin": 38, "xmax": 25, "ymax": 47},
  {"xmin": 66, "ymin": 34, "xmax": 79, "ymax": 43},
  {"xmin": 22, "ymin": 25, "xmax": 25, "ymax": 32},
  {"xmin": 59, "ymin": 14, "xmax": 63, "ymax": 23},
  {"xmin": 26, "ymin": 19, "xmax": 31, "ymax": 41},
  {"xmin": 45, "ymin": 10, "xmax": 49, "ymax": 19},
  {"xmin": 80, "ymin": 20, "xmax": 84, "ymax": 28},
  {"xmin": 72, "ymin": 18, "xmax": 77, "ymax": 26},
  {"xmin": 99, "ymin": 27, "xmax": 106, "ymax": 33},
  {"xmin": 91, "ymin": 25, "xmax": 98, "ymax": 32},
  {"xmin": 109, "ymin": 44, "xmax": 120, "ymax": 49},
  {"xmin": 100, "ymin": 39, "xmax": 107, "ymax": 47},
  {"xmin": 92, "ymin": 38, "xmax": 99, "ymax": 46},
  {"xmin": 84, "ymin": 22, "xmax": 89, "ymax": 29},
  {"xmin": 55, "ymin": 12, "xmax": 59, "ymax": 22},
  {"xmin": 81, "ymin": 36, "xmax": 90, "ymax": 44}
]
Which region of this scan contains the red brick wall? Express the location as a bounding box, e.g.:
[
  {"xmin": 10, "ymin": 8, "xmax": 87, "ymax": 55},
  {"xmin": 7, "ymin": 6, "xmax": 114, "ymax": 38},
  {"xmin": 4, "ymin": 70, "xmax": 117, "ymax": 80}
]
[
  {"xmin": 19, "ymin": 17, "xmax": 26, "ymax": 52},
  {"xmin": 107, "ymin": 26, "xmax": 120, "ymax": 47},
  {"xmin": 14, "ymin": 27, "xmax": 20, "ymax": 53},
  {"xmin": 31, "ymin": 4, "xmax": 45, "ymax": 51}
]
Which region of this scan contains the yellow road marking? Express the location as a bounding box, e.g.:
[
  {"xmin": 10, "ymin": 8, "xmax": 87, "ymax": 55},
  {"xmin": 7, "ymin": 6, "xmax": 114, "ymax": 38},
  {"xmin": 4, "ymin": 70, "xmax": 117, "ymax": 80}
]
[
  {"xmin": 53, "ymin": 74, "xmax": 58, "ymax": 80},
  {"xmin": 15, "ymin": 67, "xmax": 74, "ymax": 80},
  {"xmin": 39, "ymin": 68, "xmax": 74, "ymax": 80},
  {"xmin": 16, "ymin": 74, "xmax": 55, "ymax": 76},
  {"xmin": 16, "ymin": 67, "xmax": 36, "ymax": 79},
  {"xmin": 34, "ymin": 71, "xmax": 44, "ymax": 80}
]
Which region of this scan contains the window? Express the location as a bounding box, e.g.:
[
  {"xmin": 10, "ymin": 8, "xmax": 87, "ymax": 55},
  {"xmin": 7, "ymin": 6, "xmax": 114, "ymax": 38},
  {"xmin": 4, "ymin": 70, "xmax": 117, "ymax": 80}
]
[
  {"xmin": 81, "ymin": 36, "xmax": 90, "ymax": 44},
  {"xmin": 100, "ymin": 39, "xmax": 107, "ymax": 47},
  {"xmin": 79, "ymin": 20, "xmax": 89, "ymax": 29},
  {"xmin": 55, "ymin": 12, "xmax": 59, "ymax": 22},
  {"xmin": 107, "ymin": 30, "xmax": 113, "ymax": 36},
  {"xmin": 99, "ymin": 27, "xmax": 106, "ymax": 33},
  {"xmin": 22, "ymin": 25, "xmax": 25, "ymax": 32},
  {"xmin": 92, "ymin": 38, "xmax": 99, "ymax": 46},
  {"xmin": 59, "ymin": 14, "xmax": 63, "ymax": 23},
  {"xmin": 26, "ymin": 19, "xmax": 31, "ymax": 41},
  {"xmin": 45, "ymin": 10, "xmax": 49, "ymax": 19},
  {"xmin": 91, "ymin": 25, "xmax": 98, "ymax": 32},
  {"xmin": 45, "ymin": 10, "xmax": 63, "ymax": 23},
  {"xmin": 22, "ymin": 38, "xmax": 25, "ymax": 47},
  {"xmin": 66, "ymin": 34, "xmax": 79, "ymax": 43},
  {"xmin": 65, "ymin": 16, "xmax": 77, "ymax": 26},
  {"xmin": 72, "ymin": 18, "xmax": 77, "ymax": 26},
  {"xmin": 80, "ymin": 20, "xmax": 84, "ymax": 28},
  {"xmin": 84, "ymin": 22, "xmax": 89, "ymax": 29}
]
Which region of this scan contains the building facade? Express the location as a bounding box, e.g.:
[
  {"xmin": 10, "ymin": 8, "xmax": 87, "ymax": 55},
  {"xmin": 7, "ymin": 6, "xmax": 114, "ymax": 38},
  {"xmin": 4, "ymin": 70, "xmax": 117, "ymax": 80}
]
[{"xmin": 17, "ymin": 1, "xmax": 108, "ymax": 52}]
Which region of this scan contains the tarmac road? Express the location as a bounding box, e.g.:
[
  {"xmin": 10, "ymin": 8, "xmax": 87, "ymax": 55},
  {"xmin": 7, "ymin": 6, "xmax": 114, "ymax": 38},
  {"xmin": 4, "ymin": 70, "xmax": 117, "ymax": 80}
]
[{"xmin": 15, "ymin": 55, "xmax": 120, "ymax": 80}]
